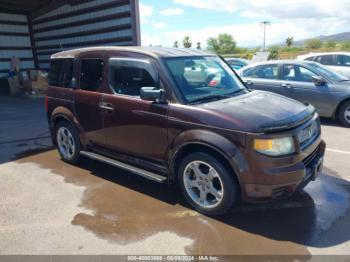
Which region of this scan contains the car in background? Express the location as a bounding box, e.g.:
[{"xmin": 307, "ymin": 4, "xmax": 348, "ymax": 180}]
[
  {"xmin": 298, "ymin": 52, "xmax": 350, "ymax": 78},
  {"xmin": 238, "ymin": 60, "xmax": 350, "ymax": 127},
  {"xmin": 225, "ymin": 58, "xmax": 250, "ymax": 70}
]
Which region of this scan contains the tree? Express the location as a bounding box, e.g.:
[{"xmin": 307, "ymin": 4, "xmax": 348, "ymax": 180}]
[
  {"xmin": 207, "ymin": 33, "xmax": 236, "ymax": 54},
  {"xmin": 305, "ymin": 38, "xmax": 322, "ymax": 49},
  {"xmin": 340, "ymin": 41, "xmax": 350, "ymax": 51},
  {"xmin": 323, "ymin": 40, "xmax": 336, "ymax": 50},
  {"xmin": 183, "ymin": 36, "xmax": 192, "ymax": 48},
  {"xmin": 268, "ymin": 45, "xmax": 280, "ymax": 59},
  {"xmin": 173, "ymin": 41, "xmax": 179, "ymax": 48},
  {"xmin": 196, "ymin": 42, "xmax": 201, "ymax": 50},
  {"xmin": 285, "ymin": 37, "xmax": 294, "ymax": 47}
]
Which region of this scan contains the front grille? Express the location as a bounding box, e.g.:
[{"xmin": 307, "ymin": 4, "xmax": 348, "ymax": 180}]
[
  {"xmin": 272, "ymin": 187, "xmax": 290, "ymax": 198},
  {"xmin": 303, "ymin": 146, "xmax": 319, "ymax": 168},
  {"xmin": 298, "ymin": 120, "xmax": 320, "ymax": 149}
]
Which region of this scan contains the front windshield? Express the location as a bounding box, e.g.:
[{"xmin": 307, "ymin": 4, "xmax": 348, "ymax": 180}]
[
  {"xmin": 308, "ymin": 62, "xmax": 349, "ymax": 81},
  {"xmin": 165, "ymin": 56, "xmax": 246, "ymax": 103}
]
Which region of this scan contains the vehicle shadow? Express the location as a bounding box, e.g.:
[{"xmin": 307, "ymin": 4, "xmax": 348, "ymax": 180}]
[{"xmin": 320, "ymin": 117, "xmax": 342, "ymax": 127}]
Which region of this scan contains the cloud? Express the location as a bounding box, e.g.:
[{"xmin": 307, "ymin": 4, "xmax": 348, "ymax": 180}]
[
  {"xmin": 139, "ymin": 3, "xmax": 153, "ymax": 24},
  {"xmin": 160, "ymin": 8, "xmax": 184, "ymax": 16},
  {"xmin": 142, "ymin": 18, "xmax": 349, "ymax": 48},
  {"xmin": 152, "ymin": 22, "xmax": 168, "ymax": 29},
  {"xmin": 173, "ymin": 0, "xmax": 350, "ymax": 21}
]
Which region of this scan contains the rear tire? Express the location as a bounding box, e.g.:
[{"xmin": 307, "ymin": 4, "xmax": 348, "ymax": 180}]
[
  {"xmin": 338, "ymin": 100, "xmax": 350, "ymax": 128},
  {"xmin": 55, "ymin": 121, "xmax": 81, "ymax": 164},
  {"xmin": 178, "ymin": 152, "xmax": 238, "ymax": 216}
]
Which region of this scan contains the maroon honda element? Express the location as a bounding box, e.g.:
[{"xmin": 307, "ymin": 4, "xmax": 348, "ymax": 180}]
[{"xmin": 46, "ymin": 47, "xmax": 326, "ymax": 216}]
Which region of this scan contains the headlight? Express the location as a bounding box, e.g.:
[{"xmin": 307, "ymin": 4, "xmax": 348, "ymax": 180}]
[{"xmin": 254, "ymin": 137, "xmax": 295, "ymax": 156}]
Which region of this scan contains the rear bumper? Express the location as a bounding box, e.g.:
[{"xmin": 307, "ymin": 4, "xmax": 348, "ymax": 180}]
[{"xmin": 242, "ymin": 139, "xmax": 326, "ymax": 202}]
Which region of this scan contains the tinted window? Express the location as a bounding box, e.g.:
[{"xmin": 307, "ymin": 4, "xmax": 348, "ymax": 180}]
[
  {"xmin": 336, "ymin": 55, "xmax": 350, "ymax": 67},
  {"xmin": 49, "ymin": 58, "xmax": 74, "ymax": 87},
  {"xmin": 243, "ymin": 64, "xmax": 279, "ymax": 79},
  {"xmin": 319, "ymin": 55, "xmax": 334, "ymax": 65},
  {"xmin": 282, "ymin": 64, "xmax": 317, "ymax": 82},
  {"xmin": 80, "ymin": 59, "xmax": 103, "ymax": 91},
  {"xmin": 109, "ymin": 59, "xmax": 158, "ymax": 97}
]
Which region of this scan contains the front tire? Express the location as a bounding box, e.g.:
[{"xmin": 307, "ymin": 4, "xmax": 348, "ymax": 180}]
[
  {"xmin": 55, "ymin": 121, "xmax": 81, "ymax": 164},
  {"xmin": 338, "ymin": 101, "xmax": 350, "ymax": 128},
  {"xmin": 178, "ymin": 152, "xmax": 238, "ymax": 216}
]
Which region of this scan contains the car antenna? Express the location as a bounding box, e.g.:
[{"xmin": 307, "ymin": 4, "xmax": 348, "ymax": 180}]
[{"xmin": 59, "ymin": 40, "xmax": 63, "ymax": 51}]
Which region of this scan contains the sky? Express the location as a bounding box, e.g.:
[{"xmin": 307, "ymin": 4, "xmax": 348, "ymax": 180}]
[{"xmin": 140, "ymin": 0, "xmax": 350, "ymax": 48}]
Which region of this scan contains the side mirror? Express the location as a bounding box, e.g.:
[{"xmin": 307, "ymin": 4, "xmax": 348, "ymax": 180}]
[
  {"xmin": 140, "ymin": 87, "xmax": 165, "ymax": 102},
  {"xmin": 312, "ymin": 76, "xmax": 326, "ymax": 86}
]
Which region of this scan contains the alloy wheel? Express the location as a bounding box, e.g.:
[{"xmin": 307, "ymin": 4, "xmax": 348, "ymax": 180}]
[
  {"xmin": 183, "ymin": 161, "xmax": 224, "ymax": 209},
  {"xmin": 57, "ymin": 127, "xmax": 76, "ymax": 159}
]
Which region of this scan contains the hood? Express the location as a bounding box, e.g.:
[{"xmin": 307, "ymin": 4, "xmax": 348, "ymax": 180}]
[{"xmin": 196, "ymin": 91, "xmax": 315, "ymax": 133}]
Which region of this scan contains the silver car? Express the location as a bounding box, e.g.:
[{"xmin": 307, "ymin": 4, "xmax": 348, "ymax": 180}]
[
  {"xmin": 298, "ymin": 52, "xmax": 350, "ymax": 79},
  {"xmin": 238, "ymin": 60, "xmax": 350, "ymax": 127}
]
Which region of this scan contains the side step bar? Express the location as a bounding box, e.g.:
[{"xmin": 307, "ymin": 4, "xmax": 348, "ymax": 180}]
[{"xmin": 80, "ymin": 151, "xmax": 167, "ymax": 183}]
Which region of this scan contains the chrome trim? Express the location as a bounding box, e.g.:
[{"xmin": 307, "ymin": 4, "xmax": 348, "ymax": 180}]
[{"xmin": 80, "ymin": 151, "xmax": 167, "ymax": 183}]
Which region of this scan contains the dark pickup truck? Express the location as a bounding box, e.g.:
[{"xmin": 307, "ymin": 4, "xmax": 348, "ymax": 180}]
[{"xmin": 46, "ymin": 47, "xmax": 326, "ymax": 216}]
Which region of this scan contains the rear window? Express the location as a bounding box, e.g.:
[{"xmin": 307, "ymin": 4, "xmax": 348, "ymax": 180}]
[{"xmin": 49, "ymin": 58, "xmax": 74, "ymax": 87}]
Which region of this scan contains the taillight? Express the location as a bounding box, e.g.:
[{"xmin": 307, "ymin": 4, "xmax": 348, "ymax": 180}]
[{"xmin": 45, "ymin": 96, "xmax": 48, "ymax": 112}]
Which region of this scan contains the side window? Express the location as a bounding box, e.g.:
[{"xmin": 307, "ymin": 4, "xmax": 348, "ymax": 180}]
[
  {"xmin": 282, "ymin": 64, "xmax": 296, "ymax": 81},
  {"xmin": 297, "ymin": 66, "xmax": 317, "ymax": 82},
  {"xmin": 305, "ymin": 56, "xmax": 315, "ymax": 62},
  {"xmin": 109, "ymin": 59, "xmax": 158, "ymax": 97},
  {"xmin": 48, "ymin": 58, "xmax": 74, "ymax": 87},
  {"xmin": 320, "ymin": 55, "xmax": 334, "ymax": 65},
  {"xmin": 243, "ymin": 64, "xmax": 278, "ymax": 79},
  {"xmin": 61, "ymin": 59, "xmax": 74, "ymax": 88},
  {"xmin": 49, "ymin": 59, "xmax": 64, "ymax": 86},
  {"xmin": 336, "ymin": 55, "xmax": 350, "ymax": 67},
  {"xmin": 80, "ymin": 59, "xmax": 103, "ymax": 91}
]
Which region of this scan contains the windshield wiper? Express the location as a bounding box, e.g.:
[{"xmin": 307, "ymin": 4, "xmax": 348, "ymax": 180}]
[{"xmin": 189, "ymin": 94, "xmax": 231, "ymax": 105}]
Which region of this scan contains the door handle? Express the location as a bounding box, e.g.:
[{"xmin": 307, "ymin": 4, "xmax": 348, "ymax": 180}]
[
  {"xmin": 99, "ymin": 102, "xmax": 114, "ymax": 111},
  {"xmin": 282, "ymin": 83, "xmax": 293, "ymax": 89},
  {"xmin": 245, "ymin": 80, "xmax": 253, "ymax": 85}
]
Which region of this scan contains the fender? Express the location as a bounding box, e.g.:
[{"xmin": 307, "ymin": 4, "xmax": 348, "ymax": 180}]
[
  {"xmin": 50, "ymin": 107, "xmax": 86, "ymax": 145},
  {"xmin": 168, "ymin": 129, "xmax": 248, "ymax": 184}
]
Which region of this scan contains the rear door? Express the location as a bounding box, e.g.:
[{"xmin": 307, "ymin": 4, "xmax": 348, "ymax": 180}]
[
  {"xmin": 74, "ymin": 53, "xmax": 106, "ymax": 148},
  {"xmin": 241, "ymin": 64, "xmax": 283, "ymax": 95},
  {"xmin": 334, "ymin": 55, "xmax": 350, "ymax": 78},
  {"xmin": 281, "ymin": 64, "xmax": 333, "ymax": 116}
]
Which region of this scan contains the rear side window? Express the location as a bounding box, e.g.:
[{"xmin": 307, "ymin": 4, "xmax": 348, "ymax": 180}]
[
  {"xmin": 336, "ymin": 55, "xmax": 350, "ymax": 67},
  {"xmin": 80, "ymin": 59, "xmax": 103, "ymax": 91},
  {"xmin": 243, "ymin": 64, "xmax": 279, "ymax": 80},
  {"xmin": 48, "ymin": 58, "xmax": 74, "ymax": 87},
  {"xmin": 109, "ymin": 58, "xmax": 158, "ymax": 97}
]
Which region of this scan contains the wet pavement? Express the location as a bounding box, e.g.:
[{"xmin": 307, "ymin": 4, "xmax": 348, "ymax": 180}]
[{"xmin": 0, "ymin": 97, "xmax": 350, "ymax": 255}]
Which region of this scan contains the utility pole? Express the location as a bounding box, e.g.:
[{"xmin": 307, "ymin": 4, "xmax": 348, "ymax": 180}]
[{"xmin": 260, "ymin": 21, "xmax": 271, "ymax": 51}]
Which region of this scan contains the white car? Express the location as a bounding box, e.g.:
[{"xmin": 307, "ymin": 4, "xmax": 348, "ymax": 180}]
[{"xmin": 298, "ymin": 52, "xmax": 350, "ymax": 79}]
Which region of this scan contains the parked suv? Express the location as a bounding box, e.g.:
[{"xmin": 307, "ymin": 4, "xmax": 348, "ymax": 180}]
[{"xmin": 46, "ymin": 47, "xmax": 325, "ymax": 216}]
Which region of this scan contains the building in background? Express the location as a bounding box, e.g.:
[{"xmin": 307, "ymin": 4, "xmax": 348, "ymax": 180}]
[{"xmin": 0, "ymin": 0, "xmax": 140, "ymax": 78}]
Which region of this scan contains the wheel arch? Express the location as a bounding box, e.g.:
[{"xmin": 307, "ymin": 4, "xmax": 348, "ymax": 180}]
[
  {"xmin": 334, "ymin": 97, "xmax": 350, "ymax": 119},
  {"xmin": 168, "ymin": 130, "xmax": 248, "ymax": 197}
]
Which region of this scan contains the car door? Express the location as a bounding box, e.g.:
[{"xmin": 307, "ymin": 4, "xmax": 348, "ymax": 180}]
[
  {"xmin": 334, "ymin": 55, "xmax": 350, "ymax": 78},
  {"xmin": 241, "ymin": 64, "xmax": 283, "ymax": 95},
  {"xmin": 281, "ymin": 64, "xmax": 332, "ymax": 116},
  {"xmin": 101, "ymin": 57, "xmax": 169, "ymax": 166},
  {"xmin": 74, "ymin": 53, "xmax": 106, "ymax": 148}
]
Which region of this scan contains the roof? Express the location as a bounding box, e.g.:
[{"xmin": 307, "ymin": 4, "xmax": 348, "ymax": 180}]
[
  {"xmin": 0, "ymin": 0, "xmax": 52, "ymax": 14},
  {"xmin": 51, "ymin": 46, "xmax": 215, "ymax": 59},
  {"xmin": 246, "ymin": 60, "xmax": 316, "ymax": 67},
  {"xmin": 298, "ymin": 52, "xmax": 350, "ymax": 59}
]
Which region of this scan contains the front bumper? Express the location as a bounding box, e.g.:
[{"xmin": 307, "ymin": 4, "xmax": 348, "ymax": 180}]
[{"xmin": 242, "ymin": 139, "xmax": 326, "ymax": 202}]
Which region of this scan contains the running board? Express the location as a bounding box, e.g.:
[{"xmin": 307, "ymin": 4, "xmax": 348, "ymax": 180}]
[{"xmin": 80, "ymin": 151, "xmax": 167, "ymax": 183}]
